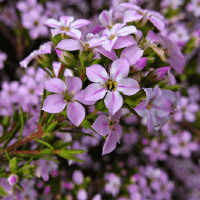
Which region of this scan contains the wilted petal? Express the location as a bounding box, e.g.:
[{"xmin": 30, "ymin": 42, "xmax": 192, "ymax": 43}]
[
  {"xmin": 84, "ymin": 83, "xmax": 107, "ymax": 101},
  {"xmin": 42, "ymin": 94, "xmax": 66, "ymax": 113},
  {"xmin": 86, "ymin": 64, "xmax": 109, "ymax": 84},
  {"xmin": 104, "ymin": 91, "xmax": 123, "ymax": 115},
  {"xmin": 121, "ymin": 44, "xmax": 144, "ymax": 65},
  {"xmin": 92, "ymin": 115, "xmax": 110, "ymax": 136},
  {"xmin": 45, "ymin": 18, "xmax": 62, "ymax": 28},
  {"xmin": 43, "ymin": 78, "xmax": 66, "ymax": 93},
  {"xmin": 71, "ymin": 19, "xmax": 91, "ymax": 28},
  {"xmin": 118, "ymin": 25, "xmax": 137, "ymax": 36},
  {"xmin": 113, "ymin": 35, "xmax": 135, "ymax": 50},
  {"xmin": 102, "ymin": 131, "xmax": 117, "ymax": 155},
  {"xmin": 117, "ymin": 78, "xmax": 140, "ymax": 95},
  {"xmin": 67, "ymin": 101, "xmax": 85, "ymax": 126},
  {"xmin": 124, "ymin": 10, "xmax": 143, "ymax": 23},
  {"xmin": 110, "ymin": 58, "xmax": 130, "ymax": 81},
  {"xmin": 65, "ymin": 76, "xmax": 82, "ymax": 93},
  {"xmin": 56, "ymin": 39, "xmax": 82, "ymax": 51}
]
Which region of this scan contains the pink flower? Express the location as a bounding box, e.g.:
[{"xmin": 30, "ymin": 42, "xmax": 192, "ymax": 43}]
[
  {"xmin": 42, "ymin": 77, "xmax": 85, "ymax": 126},
  {"xmin": 101, "ymin": 23, "xmax": 137, "ymax": 52},
  {"xmin": 19, "ymin": 41, "xmax": 52, "ymax": 68},
  {"xmin": 92, "ymin": 109, "xmax": 123, "ymax": 155},
  {"xmin": 134, "ymin": 85, "xmax": 177, "ymax": 131},
  {"xmin": 120, "ymin": 3, "xmax": 165, "ymax": 31},
  {"xmin": 45, "ymin": 15, "xmax": 91, "ymax": 39},
  {"xmin": 84, "ymin": 58, "xmax": 140, "ymax": 115}
]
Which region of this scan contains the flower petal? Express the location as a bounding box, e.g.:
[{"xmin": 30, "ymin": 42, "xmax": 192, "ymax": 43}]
[
  {"xmin": 67, "ymin": 29, "xmax": 81, "ymax": 40},
  {"xmin": 113, "ymin": 124, "xmax": 123, "ymax": 143},
  {"xmin": 56, "ymin": 39, "xmax": 82, "ymax": 51},
  {"xmin": 149, "ymin": 15, "xmax": 165, "ymax": 31},
  {"xmin": 92, "ymin": 115, "xmax": 110, "ymax": 136},
  {"xmin": 102, "ymin": 131, "xmax": 117, "ymax": 155},
  {"xmin": 121, "ymin": 44, "xmax": 144, "ymax": 65},
  {"xmin": 104, "ymin": 91, "xmax": 123, "ymax": 115},
  {"xmin": 43, "ymin": 78, "xmax": 66, "ymax": 93},
  {"xmin": 110, "ymin": 58, "xmax": 130, "ymax": 81},
  {"xmin": 45, "ymin": 18, "xmax": 62, "ymax": 28},
  {"xmin": 123, "ymin": 10, "xmax": 143, "ymax": 23},
  {"xmin": 112, "ymin": 35, "xmax": 135, "ymax": 50},
  {"xmin": 134, "ymin": 100, "xmax": 148, "ymax": 117},
  {"xmin": 51, "ymin": 29, "xmax": 64, "ymax": 37},
  {"xmin": 59, "ymin": 16, "xmax": 74, "ymax": 27},
  {"xmin": 98, "ymin": 46, "xmax": 117, "ymax": 60},
  {"xmin": 84, "ymin": 83, "xmax": 107, "ymax": 101},
  {"xmin": 65, "ymin": 76, "xmax": 82, "ymax": 93},
  {"xmin": 102, "ymin": 37, "xmax": 118, "ymax": 52},
  {"xmin": 86, "ymin": 64, "xmax": 109, "ymax": 84},
  {"xmin": 42, "ymin": 94, "xmax": 66, "ymax": 113},
  {"xmin": 117, "ymin": 78, "xmax": 140, "ymax": 95},
  {"xmin": 70, "ymin": 19, "xmax": 91, "ymax": 28},
  {"xmin": 67, "ymin": 101, "xmax": 85, "ymax": 126},
  {"xmin": 118, "ymin": 25, "xmax": 137, "ymax": 36}
]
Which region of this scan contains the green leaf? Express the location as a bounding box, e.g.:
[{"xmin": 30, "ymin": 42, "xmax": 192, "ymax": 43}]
[
  {"xmin": 19, "ymin": 106, "xmax": 24, "ymax": 140},
  {"xmin": 63, "ymin": 149, "xmax": 86, "ymax": 154},
  {"xmin": 80, "ymin": 119, "xmax": 92, "ymax": 130},
  {"xmin": 123, "ymin": 90, "xmax": 146, "ymax": 108},
  {"xmin": 39, "ymin": 148, "xmax": 52, "ymax": 155},
  {"xmin": 57, "ymin": 152, "xmax": 85, "ymax": 162},
  {"xmin": 165, "ymin": 85, "xmax": 182, "ymax": 91},
  {"xmin": 0, "ymin": 186, "xmax": 7, "ymax": 196},
  {"xmin": 95, "ymin": 99, "xmax": 108, "ymax": 111},
  {"xmin": 45, "ymin": 121, "xmax": 58, "ymax": 133},
  {"xmin": 9, "ymin": 157, "xmax": 18, "ymax": 172},
  {"xmin": 53, "ymin": 141, "xmax": 73, "ymax": 149},
  {"xmin": 16, "ymin": 183, "xmax": 24, "ymax": 192},
  {"xmin": 34, "ymin": 138, "xmax": 54, "ymax": 150}
]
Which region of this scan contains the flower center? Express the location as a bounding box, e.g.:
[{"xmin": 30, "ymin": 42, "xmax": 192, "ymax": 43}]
[
  {"xmin": 84, "ymin": 43, "xmax": 90, "ymax": 50},
  {"xmin": 29, "ymin": 88, "xmax": 35, "ymax": 94},
  {"xmin": 105, "ymin": 80, "xmax": 117, "ymax": 91},
  {"xmin": 62, "ymin": 26, "xmax": 69, "ymax": 31},
  {"xmin": 147, "ymin": 101, "xmax": 151, "ymax": 109},
  {"xmin": 62, "ymin": 90, "xmax": 75, "ymax": 103},
  {"xmin": 33, "ymin": 20, "xmax": 39, "ymax": 27},
  {"xmin": 109, "ymin": 35, "xmax": 115, "ymax": 40},
  {"xmin": 108, "ymin": 120, "xmax": 117, "ymax": 131}
]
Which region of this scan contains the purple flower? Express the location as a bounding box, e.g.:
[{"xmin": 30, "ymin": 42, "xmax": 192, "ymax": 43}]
[
  {"xmin": 143, "ymin": 139, "xmax": 168, "ymax": 162},
  {"xmin": 92, "ymin": 109, "xmax": 123, "ymax": 155},
  {"xmin": 134, "ymin": 85, "xmax": 177, "ymax": 131},
  {"xmin": 77, "ymin": 188, "xmax": 88, "ymax": 200},
  {"xmin": 84, "ymin": 58, "xmax": 140, "ymax": 115},
  {"xmin": 72, "ymin": 170, "xmax": 84, "ymax": 185},
  {"xmin": 42, "ymin": 77, "xmax": 85, "ymax": 126},
  {"xmin": 99, "ymin": 9, "xmax": 114, "ymax": 29},
  {"xmin": 173, "ymin": 97, "xmax": 199, "ymax": 122},
  {"xmin": 16, "ymin": 0, "xmax": 44, "ymax": 13},
  {"xmin": 19, "ymin": 41, "xmax": 52, "ymax": 68},
  {"xmin": 169, "ymin": 130, "xmax": 199, "ymax": 157},
  {"xmin": 104, "ymin": 172, "xmax": 121, "ymax": 197},
  {"xmin": 0, "ymin": 51, "xmax": 7, "ymax": 70},
  {"xmin": 7, "ymin": 174, "xmax": 18, "ymax": 185},
  {"xmin": 22, "ymin": 11, "xmax": 48, "ymax": 39},
  {"xmin": 45, "ymin": 15, "xmax": 91, "ymax": 39},
  {"xmin": 101, "ymin": 23, "xmax": 137, "ymax": 52}
]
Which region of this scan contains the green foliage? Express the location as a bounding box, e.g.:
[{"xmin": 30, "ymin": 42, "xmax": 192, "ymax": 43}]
[
  {"xmin": 165, "ymin": 85, "xmax": 182, "ymax": 91},
  {"xmin": 0, "ymin": 186, "xmax": 7, "ymax": 196},
  {"xmin": 164, "ymin": 7, "xmax": 180, "ymax": 19},
  {"xmin": 9, "ymin": 157, "xmax": 18, "ymax": 172}
]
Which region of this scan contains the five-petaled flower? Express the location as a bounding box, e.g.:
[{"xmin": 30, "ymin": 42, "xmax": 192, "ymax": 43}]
[
  {"xmin": 45, "ymin": 15, "xmax": 91, "ymax": 39},
  {"xmin": 84, "ymin": 57, "xmax": 140, "ymax": 115},
  {"xmin": 92, "ymin": 109, "xmax": 123, "ymax": 155},
  {"xmin": 42, "ymin": 76, "xmax": 85, "ymax": 126}
]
